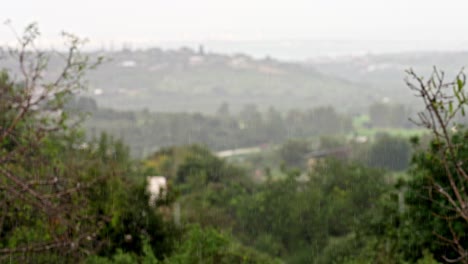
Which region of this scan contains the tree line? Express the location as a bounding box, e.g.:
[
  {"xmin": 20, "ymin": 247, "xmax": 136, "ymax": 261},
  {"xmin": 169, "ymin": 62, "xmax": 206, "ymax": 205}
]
[{"xmin": 71, "ymin": 99, "xmax": 353, "ymax": 157}]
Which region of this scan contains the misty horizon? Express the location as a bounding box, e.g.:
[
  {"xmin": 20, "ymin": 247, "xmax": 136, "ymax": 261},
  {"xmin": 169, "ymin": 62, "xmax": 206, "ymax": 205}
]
[
  {"xmin": 3, "ymin": 0, "xmax": 468, "ymax": 60},
  {"xmin": 3, "ymin": 37, "xmax": 468, "ymax": 61}
]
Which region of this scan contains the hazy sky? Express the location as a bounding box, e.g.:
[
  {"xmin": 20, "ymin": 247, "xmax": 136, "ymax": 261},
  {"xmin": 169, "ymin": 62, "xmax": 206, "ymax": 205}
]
[{"xmin": 2, "ymin": 0, "xmax": 468, "ymax": 57}]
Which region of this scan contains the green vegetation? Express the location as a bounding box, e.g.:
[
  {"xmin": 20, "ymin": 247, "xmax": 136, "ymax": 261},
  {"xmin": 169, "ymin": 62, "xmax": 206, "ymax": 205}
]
[
  {"xmin": 77, "ymin": 100, "xmax": 352, "ymax": 157},
  {"xmin": 353, "ymin": 114, "xmax": 427, "ymax": 138},
  {"xmin": 65, "ymin": 49, "xmax": 369, "ymax": 113},
  {"xmin": 2, "ymin": 23, "xmax": 468, "ymax": 264}
]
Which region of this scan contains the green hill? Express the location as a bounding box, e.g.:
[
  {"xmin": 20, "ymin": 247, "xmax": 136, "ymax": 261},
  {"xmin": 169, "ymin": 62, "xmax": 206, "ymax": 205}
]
[{"xmin": 80, "ymin": 48, "xmax": 372, "ymax": 113}]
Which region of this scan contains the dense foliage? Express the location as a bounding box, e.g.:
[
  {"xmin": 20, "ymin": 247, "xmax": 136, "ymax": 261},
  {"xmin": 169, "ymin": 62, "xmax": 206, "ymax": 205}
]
[
  {"xmin": 4, "ymin": 23, "xmax": 468, "ymax": 264},
  {"xmin": 76, "ymin": 98, "xmax": 352, "ymax": 157}
]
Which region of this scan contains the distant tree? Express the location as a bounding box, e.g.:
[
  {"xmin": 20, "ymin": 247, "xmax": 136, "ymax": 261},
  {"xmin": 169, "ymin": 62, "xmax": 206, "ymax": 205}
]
[
  {"xmin": 216, "ymin": 102, "xmax": 230, "ymax": 118},
  {"xmin": 319, "ymin": 135, "xmax": 346, "ymax": 150},
  {"xmin": 279, "ymin": 139, "xmax": 311, "ymax": 168},
  {"xmin": 284, "ymin": 106, "xmax": 352, "ymax": 138},
  {"xmin": 66, "ymin": 96, "xmax": 98, "ymax": 112},
  {"xmin": 239, "ymin": 104, "xmax": 263, "ymax": 127},
  {"xmin": 307, "ymin": 106, "xmax": 351, "ymax": 134},
  {"xmin": 367, "ymin": 133, "xmax": 411, "ymax": 171},
  {"xmin": 264, "ymin": 106, "xmax": 286, "ymax": 143},
  {"xmin": 369, "ymin": 102, "xmax": 410, "ymax": 128},
  {"xmin": 239, "ymin": 104, "xmax": 265, "ymax": 145}
]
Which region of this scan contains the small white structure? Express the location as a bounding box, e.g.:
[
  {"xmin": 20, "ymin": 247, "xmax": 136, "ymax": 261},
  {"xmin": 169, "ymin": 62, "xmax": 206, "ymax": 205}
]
[
  {"xmin": 93, "ymin": 88, "xmax": 103, "ymax": 95},
  {"xmin": 188, "ymin": 55, "xmax": 205, "ymax": 66},
  {"xmin": 354, "ymin": 135, "xmax": 368, "ymax": 144},
  {"xmin": 147, "ymin": 176, "xmax": 167, "ymax": 206},
  {"xmin": 216, "ymin": 147, "xmax": 261, "ymax": 158},
  {"xmin": 119, "ymin": 60, "xmax": 137, "ymax": 68}
]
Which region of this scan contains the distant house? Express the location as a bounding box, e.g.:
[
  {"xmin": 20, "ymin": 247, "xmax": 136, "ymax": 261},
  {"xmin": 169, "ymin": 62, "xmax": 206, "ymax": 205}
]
[
  {"xmin": 188, "ymin": 55, "xmax": 205, "ymax": 66},
  {"xmin": 229, "ymin": 55, "xmax": 251, "ymax": 69},
  {"xmin": 119, "ymin": 60, "xmax": 137, "ymax": 68}
]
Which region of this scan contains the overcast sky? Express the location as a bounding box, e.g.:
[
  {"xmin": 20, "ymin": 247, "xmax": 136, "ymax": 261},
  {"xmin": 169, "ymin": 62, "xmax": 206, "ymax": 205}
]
[{"xmin": 2, "ymin": 0, "xmax": 468, "ymax": 58}]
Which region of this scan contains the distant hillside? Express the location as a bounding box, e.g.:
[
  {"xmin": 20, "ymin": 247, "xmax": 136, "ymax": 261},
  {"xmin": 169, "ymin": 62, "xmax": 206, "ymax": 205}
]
[
  {"xmin": 307, "ymin": 51, "xmax": 468, "ymax": 107},
  {"xmin": 3, "ymin": 48, "xmax": 465, "ymax": 114},
  {"xmin": 79, "ymin": 48, "xmax": 375, "ymax": 113},
  {"xmin": 0, "ymin": 47, "xmax": 379, "ymax": 114}
]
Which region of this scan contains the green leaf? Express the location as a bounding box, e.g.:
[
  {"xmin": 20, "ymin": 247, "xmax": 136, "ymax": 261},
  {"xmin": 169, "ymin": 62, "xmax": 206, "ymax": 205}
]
[
  {"xmin": 449, "ymin": 101, "xmax": 453, "ymax": 114},
  {"xmin": 458, "ymin": 77, "xmax": 464, "ymax": 92}
]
